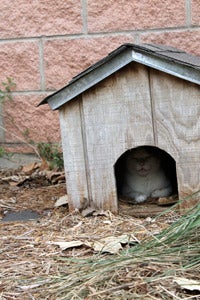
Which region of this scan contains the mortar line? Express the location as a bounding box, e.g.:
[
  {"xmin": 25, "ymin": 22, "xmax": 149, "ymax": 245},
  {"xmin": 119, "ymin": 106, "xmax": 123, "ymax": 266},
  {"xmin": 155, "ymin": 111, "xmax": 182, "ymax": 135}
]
[
  {"xmin": 81, "ymin": 0, "xmax": 88, "ymax": 34},
  {"xmin": 0, "ymin": 25, "xmax": 199, "ymax": 44},
  {"xmin": 11, "ymin": 90, "xmax": 53, "ymax": 95},
  {"xmin": 38, "ymin": 38, "xmax": 45, "ymax": 91},
  {"xmin": 185, "ymin": 0, "xmax": 192, "ymax": 27}
]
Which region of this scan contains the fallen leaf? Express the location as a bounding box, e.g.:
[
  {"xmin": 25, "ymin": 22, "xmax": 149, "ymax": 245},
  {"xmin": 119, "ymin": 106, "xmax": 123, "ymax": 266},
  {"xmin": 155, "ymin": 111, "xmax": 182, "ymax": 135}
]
[
  {"xmin": 50, "ymin": 240, "xmax": 84, "ymax": 251},
  {"xmin": 18, "ymin": 279, "xmax": 51, "ymax": 290},
  {"xmin": 22, "ymin": 162, "xmax": 40, "ymax": 174},
  {"xmin": 81, "ymin": 206, "xmax": 96, "ymax": 217},
  {"xmin": 46, "ymin": 170, "xmax": 65, "ymax": 184},
  {"xmin": 173, "ymin": 277, "xmax": 200, "ymax": 291},
  {"xmin": 93, "ymin": 239, "xmax": 122, "ymax": 254},
  {"xmin": 93, "ymin": 234, "xmax": 137, "ymax": 254},
  {"xmin": 50, "ymin": 235, "xmax": 138, "ymax": 253},
  {"xmin": 158, "ymin": 195, "xmax": 178, "ymax": 206},
  {"xmin": 81, "ymin": 207, "xmax": 112, "ymax": 217},
  {"xmin": 54, "ymin": 195, "xmax": 68, "ymax": 207},
  {"xmin": 93, "ymin": 210, "xmax": 110, "ymax": 217}
]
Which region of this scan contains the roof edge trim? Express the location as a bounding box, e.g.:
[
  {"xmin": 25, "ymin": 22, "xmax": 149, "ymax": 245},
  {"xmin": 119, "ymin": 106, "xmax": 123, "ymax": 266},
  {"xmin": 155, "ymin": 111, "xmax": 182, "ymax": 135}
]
[
  {"xmin": 39, "ymin": 44, "xmax": 200, "ymax": 110},
  {"xmin": 131, "ymin": 50, "xmax": 200, "ymax": 86},
  {"xmin": 46, "ymin": 48, "xmax": 133, "ymax": 110}
]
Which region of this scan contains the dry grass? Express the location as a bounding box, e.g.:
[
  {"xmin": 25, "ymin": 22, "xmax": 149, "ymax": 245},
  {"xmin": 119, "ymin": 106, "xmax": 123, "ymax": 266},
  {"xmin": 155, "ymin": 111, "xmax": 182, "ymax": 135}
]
[
  {"xmin": 0, "ymin": 173, "xmax": 199, "ymax": 300},
  {"xmin": 36, "ymin": 201, "xmax": 200, "ymax": 300}
]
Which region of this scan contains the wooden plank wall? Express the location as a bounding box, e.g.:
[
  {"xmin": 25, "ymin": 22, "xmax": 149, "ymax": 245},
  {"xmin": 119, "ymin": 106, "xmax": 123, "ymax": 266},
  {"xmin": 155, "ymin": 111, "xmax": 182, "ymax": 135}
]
[
  {"xmin": 60, "ymin": 63, "xmax": 200, "ymax": 212},
  {"xmin": 59, "ymin": 100, "xmax": 89, "ymax": 210},
  {"xmin": 150, "ymin": 69, "xmax": 200, "ymax": 207},
  {"xmin": 81, "ymin": 63, "xmax": 154, "ymax": 212}
]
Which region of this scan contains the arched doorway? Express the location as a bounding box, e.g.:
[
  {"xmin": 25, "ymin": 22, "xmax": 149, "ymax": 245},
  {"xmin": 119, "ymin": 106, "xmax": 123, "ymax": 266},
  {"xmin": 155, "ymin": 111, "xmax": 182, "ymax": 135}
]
[{"xmin": 114, "ymin": 145, "xmax": 178, "ymax": 201}]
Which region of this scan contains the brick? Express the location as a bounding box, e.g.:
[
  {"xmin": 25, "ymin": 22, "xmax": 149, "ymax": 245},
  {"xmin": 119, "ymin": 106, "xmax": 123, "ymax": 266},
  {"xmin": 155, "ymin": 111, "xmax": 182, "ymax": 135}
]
[
  {"xmin": 3, "ymin": 94, "xmax": 60, "ymax": 146},
  {"xmin": 44, "ymin": 35, "xmax": 134, "ymax": 90},
  {"xmin": 141, "ymin": 30, "xmax": 200, "ymax": 56},
  {"xmin": 87, "ymin": 0, "xmax": 186, "ymax": 32},
  {"xmin": 0, "ymin": 42, "xmax": 40, "ymax": 91},
  {"xmin": 191, "ymin": 0, "xmax": 200, "ymax": 25},
  {"xmin": 0, "ymin": 0, "xmax": 82, "ymax": 38}
]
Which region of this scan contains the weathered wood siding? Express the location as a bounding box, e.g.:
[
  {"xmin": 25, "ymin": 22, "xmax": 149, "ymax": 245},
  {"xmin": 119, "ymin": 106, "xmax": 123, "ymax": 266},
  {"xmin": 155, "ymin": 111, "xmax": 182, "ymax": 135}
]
[
  {"xmin": 150, "ymin": 69, "xmax": 200, "ymax": 206},
  {"xmin": 81, "ymin": 63, "xmax": 154, "ymax": 212},
  {"xmin": 60, "ymin": 63, "xmax": 200, "ymax": 212},
  {"xmin": 59, "ymin": 100, "xmax": 89, "ymax": 210}
]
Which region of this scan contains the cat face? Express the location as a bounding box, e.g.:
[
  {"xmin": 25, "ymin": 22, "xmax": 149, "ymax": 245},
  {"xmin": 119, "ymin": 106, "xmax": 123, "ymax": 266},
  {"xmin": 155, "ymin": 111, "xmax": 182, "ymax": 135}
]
[{"xmin": 126, "ymin": 148, "xmax": 160, "ymax": 177}]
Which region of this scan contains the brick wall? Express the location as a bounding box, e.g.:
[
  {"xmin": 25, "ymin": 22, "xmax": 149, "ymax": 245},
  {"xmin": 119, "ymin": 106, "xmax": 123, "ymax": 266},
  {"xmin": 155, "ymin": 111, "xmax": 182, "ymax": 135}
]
[{"xmin": 0, "ymin": 0, "xmax": 199, "ymax": 154}]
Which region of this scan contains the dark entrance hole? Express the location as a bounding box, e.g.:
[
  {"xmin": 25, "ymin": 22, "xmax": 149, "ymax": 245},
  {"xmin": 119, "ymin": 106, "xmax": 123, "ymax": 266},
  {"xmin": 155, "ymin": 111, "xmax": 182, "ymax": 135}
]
[{"xmin": 114, "ymin": 145, "xmax": 178, "ymax": 201}]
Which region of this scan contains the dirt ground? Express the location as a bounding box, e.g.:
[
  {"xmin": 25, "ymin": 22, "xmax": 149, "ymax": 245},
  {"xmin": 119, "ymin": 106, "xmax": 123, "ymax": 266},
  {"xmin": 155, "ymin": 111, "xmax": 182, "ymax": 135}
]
[{"xmin": 0, "ymin": 164, "xmax": 182, "ymax": 299}]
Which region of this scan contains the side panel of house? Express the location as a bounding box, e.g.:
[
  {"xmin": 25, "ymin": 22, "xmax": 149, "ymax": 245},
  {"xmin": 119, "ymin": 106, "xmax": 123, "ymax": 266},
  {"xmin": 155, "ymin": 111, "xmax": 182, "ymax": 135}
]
[
  {"xmin": 59, "ymin": 100, "xmax": 88, "ymax": 210},
  {"xmin": 82, "ymin": 63, "xmax": 155, "ymax": 212},
  {"xmin": 0, "ymin": 102, "xmax": 4, "ymax": 142},
  {"xmin": 150, "ymin": 69, "xmax": 200, "ymax": 208}
]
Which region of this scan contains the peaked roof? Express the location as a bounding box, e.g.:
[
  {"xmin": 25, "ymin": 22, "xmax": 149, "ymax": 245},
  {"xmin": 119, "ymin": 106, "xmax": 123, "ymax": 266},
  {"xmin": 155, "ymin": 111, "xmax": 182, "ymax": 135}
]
[{"xmin": 39, "ymin": 43, "xmax": 200, "ymax": 110}]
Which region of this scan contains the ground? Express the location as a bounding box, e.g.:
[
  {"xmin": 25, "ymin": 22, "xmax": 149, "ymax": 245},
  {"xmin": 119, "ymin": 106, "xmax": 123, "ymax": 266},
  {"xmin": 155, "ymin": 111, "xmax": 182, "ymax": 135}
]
[{"xmin": 0, "ymin": 163, "xmax": 198, "ymax": 299}]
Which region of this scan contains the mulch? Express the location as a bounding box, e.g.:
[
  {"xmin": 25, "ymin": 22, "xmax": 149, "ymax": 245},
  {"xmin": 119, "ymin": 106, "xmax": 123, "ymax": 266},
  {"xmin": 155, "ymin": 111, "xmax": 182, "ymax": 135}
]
[{"xmin": 0, "ymin": 164, "xmax": 182, "ymax": 299}]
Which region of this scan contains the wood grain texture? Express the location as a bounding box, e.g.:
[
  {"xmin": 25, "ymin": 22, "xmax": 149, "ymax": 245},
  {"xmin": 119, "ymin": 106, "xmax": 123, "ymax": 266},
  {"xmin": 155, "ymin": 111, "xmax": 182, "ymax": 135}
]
[
  {"xmin": 0, "ymin": 102, "xmax": 4, "ymax": 142},
  {"xmin": 150, "ymin": 69, "xmax": 200, "ymax": 201},
  {"xmin": 59, "ymin": 99, "xmax": 89, "ymax": 210},
  {"xmin": 82, "ymin": 63, "xmax": 154, "ymax": 212},
  {"xmin": 59, "ymin": 64, "xmax": 200, "ymax": 212}
]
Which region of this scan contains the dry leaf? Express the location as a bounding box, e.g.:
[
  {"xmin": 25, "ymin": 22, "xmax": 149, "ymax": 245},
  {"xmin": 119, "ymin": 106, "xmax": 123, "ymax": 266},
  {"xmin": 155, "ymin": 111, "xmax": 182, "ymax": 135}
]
[
  {"xmin": 93, "ymin": 239, "xmax": 123, "ymax": 254},
  {"xmin": 18, "ymin": 279, "xmax": 51, "ymax": 290},
  {"xmin": 92, "ymin": 234, "xmax": 137, "ymax": 254},
  {"xmin": 22, "ymin": 162, "xmax": 40, "ymax": 174},
  {"xmin": 173, "ymin": 277, "xmax": 200, "ymax": 291},
  {"xmin": 81, "ymin": 206, "xmax": 96, "ymax": 217},
  {"xmin": 81, "ymin": 207, "xmax": 112, "ymax": 217},
  {"xmin": 93, "ymin": 210, "xmax": 110, "ymax": 217},
  {"xmin": 46, "ymin": 170, "xmax": 65, "ymax": 184},
  {"xmin": 158, "ymin": 195, "xmax": 178, "ymax": 206},
  {"xmin": 50, "ymin": 234, "xmax": 137, "ymax": 254},
  {"xmin": 54, "ymin": 195, "xmax": 68, "ymax": 207},
  {"xmin": 50, "ymin": 240, "xmax": 84, "ymax": 251}
]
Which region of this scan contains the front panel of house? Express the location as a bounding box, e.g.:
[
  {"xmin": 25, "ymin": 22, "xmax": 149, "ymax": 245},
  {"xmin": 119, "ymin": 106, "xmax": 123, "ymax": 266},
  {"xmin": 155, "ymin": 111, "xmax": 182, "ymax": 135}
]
[
  {"xmin": 60, "ymin": 62, "xmax": 200, "ymax": 212},
  {"xmin": 81, "ymin": 63, "xmax": 155, "ymax": 212},
  {"xmin": 150, "ymin": 68, "xmax": 200, "ymax": 207}
]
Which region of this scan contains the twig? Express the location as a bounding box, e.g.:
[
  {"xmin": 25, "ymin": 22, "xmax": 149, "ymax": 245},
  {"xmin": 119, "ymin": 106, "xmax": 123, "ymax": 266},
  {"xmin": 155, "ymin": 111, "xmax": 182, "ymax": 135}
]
[
  {"xmin": 160, "ymin": 285, "xmax": 182, "ymax": 299},
  {"xmin": 0, "ymin": 124, "xmax": 41, "ymax": 158},
  {"xmin": 87, "ymin": 282, "xmax": 134, "ymax": 297}
]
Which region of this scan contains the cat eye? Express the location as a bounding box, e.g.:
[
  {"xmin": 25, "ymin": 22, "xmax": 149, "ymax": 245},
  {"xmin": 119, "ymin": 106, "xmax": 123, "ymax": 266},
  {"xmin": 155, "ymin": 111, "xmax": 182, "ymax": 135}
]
[
  {"xmin": 132, "ymin": 155, "xmax": 153, "ymax": 162},
  {"xmin": 144, "ymin": 155, "xmax": 153, "ymax": 160}
]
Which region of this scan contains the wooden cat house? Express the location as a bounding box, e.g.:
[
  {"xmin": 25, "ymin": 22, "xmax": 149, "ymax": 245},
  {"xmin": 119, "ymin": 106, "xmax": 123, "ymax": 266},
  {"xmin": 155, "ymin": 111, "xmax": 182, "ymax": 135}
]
[{"xmin": 39, "ymin": 44, "xmax": 200, "ymax": 213}]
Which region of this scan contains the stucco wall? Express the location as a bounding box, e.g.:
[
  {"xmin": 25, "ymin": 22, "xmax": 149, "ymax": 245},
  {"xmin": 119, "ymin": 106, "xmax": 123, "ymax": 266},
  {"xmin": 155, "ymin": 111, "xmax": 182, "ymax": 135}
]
[{"xmin": 0, "ymin": 0, "xmax": 199, "ymax": 154}]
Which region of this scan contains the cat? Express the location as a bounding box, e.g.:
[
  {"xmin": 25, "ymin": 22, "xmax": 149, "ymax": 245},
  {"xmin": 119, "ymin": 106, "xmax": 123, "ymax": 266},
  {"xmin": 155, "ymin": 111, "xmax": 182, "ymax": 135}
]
[{"xmin": 122, "ymin": 147, "xmax": 172, "ymax": 203}]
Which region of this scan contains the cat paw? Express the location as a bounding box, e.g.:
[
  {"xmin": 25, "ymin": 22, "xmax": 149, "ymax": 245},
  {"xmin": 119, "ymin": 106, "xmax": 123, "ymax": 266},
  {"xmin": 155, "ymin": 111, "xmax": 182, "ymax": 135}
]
[
  {"xmin": 135, "ymin": 194, "xmax": 147, "ymax": 203},
  {"xmin": 151, "ymin": 189, "xmax": 162, "ymax": 198}
]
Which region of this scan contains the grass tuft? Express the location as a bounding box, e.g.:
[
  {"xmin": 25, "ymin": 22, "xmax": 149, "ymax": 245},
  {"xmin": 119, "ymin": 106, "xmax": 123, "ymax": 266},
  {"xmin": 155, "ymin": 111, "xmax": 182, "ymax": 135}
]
[{"xmin": 41, "ymin": 198, "xmax": 200, "ymax": 299}]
